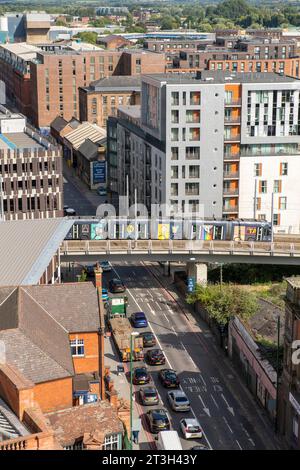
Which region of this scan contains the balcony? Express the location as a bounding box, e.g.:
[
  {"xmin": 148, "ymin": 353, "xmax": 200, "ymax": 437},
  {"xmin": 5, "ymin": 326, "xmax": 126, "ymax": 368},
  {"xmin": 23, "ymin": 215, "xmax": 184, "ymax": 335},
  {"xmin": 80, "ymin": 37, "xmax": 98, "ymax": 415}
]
[
  {"xmin": 224, "ymin": 153, "xmax": 240, "ymax": 160},
  {"xmin": 224, "ymin": 116, "xmax": 241, "ymax": 124},
  {"xmin": 223, "ymin": 205, "xmax": 238, "ymax": 213},
  {"xmin": 223, "ymin": 188, "xmax": 239, "ymax": 196},
  {"xmin": 224, "ymin": 171, "xmax": 239, "ymax": 179},
  {"xmin": 224, "ymin": 134, "xmax": 241, "ymax": 143},
  {"xmin": 224, "ymin": 99, "xmax": 241, "ymax": 107},
  {"xmin": 240, "ymin": 148, "xmax": 300, "ymax": 157}
]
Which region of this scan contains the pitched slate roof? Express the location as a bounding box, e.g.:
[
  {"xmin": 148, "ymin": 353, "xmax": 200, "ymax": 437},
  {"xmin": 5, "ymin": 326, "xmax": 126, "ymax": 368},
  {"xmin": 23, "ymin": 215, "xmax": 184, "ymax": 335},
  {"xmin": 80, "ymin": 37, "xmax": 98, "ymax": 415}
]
[
  {"xmin": 0, "ymin": 329, "xmax": 72, "ymax": 383},
  {"xmin": 77, "ymin": 138, "xmax": 101, "ymax": 161},
  {"xmin": 22, "ymin": 283, "xmax": 100, "ymax": 333}
]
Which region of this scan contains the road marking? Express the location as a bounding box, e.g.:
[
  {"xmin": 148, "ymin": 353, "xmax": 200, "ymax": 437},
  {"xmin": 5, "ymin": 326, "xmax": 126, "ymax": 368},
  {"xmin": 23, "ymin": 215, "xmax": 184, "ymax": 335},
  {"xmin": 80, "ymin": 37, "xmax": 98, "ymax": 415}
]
[
  {"xmin": 210, "ymin": 394, "xmax": 220, "ymax": 409},
  {"xmin": 222, "ymin": 416, "xmax": 233, "ymax": 434},
  {"xmin": 155, "ymin": 301, "xmax": 162, "ymax": 311},
  {"xmin": 249, "ymin": 438, "xmax": 255, "ymax": 447},
  {"xmin": 147, "ymin": 303, "xmax": 156, "ymax": 316},
  {"xmin": 199, "ymin": 374, "xmax": 207, "ymax": 387},
  {"xmin": 221, "ymin": 394, "xmax": 235, "ymax": 416},
  {"xmin": 198, "ymin": 394, "xmax": 211, "ymax": 417},
  {"xmin": 111, "ymin": 263, "xmax": 213, "ymax": 450},
  {"xmin": 171, "ymin": 326, "xmax": 178, "ymax": 337},
  {"xmin": 236, "ymin": 440, "xmax": 242, "ymax": 450},
  {"xmin": 163, "ymin": 312, "xmax": 170, "ymax": 323}
]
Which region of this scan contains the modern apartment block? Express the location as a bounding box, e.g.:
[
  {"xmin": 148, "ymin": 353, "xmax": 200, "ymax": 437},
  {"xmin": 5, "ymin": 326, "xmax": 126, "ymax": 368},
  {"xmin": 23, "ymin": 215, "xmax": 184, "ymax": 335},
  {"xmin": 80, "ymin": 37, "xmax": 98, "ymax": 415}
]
[
  {"xmin": 0, "ymin": 41, "xmax": 165, "ymax": 128},
  {"xmin": 0, "ymin": 106, "xmax": 63, "ymax": 220},
  {"xmin": 107, "ymin": 71, "xmax": 300, "ymax": 233},
  {"xmin": 79, "ymin": 76, "xmax": 141, "ymax": 128},
  {"xmin": 279, "ymin": 277, "xmax": 300, "ymax": 449}
]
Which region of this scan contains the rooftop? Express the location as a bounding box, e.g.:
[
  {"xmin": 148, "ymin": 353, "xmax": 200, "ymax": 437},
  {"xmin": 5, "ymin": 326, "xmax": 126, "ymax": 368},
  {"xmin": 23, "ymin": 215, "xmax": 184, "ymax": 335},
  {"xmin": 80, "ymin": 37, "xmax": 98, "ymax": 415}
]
[
  {"xmin": 0, "ymin": 398, "xmax": 30, "ymax": 442},
  {"xmin": 88, "ymin": 75, "xmax": 141, "ymax": 93},
  {"xmin": 0, "ymin": 218, "xmax": 73, "ymax": 286},
  {"xmin": 46, "ymin": 402, "xmax": 123, "ymax": 448},
  {"xmin": 143, "ymin": 70, "xmax": 300, "ymax": 85},
  {"xmin": 64, "ymin": 122, "xmax": 106, "ymax": 150},
  {"xmin": 118, "ymin": 104, "xmax": 141, "ymax": 120},
  {"xmin": 22, "ymin": 283, "xmax": 100, "ymax": 333}
]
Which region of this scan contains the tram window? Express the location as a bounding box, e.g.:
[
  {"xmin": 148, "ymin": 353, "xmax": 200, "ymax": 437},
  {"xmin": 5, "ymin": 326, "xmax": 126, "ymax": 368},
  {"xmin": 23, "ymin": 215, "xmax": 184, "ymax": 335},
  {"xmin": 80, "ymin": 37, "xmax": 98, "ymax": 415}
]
[{"xmin": 213, "ymin": 226, "xmax": 223, "ymax": 240}]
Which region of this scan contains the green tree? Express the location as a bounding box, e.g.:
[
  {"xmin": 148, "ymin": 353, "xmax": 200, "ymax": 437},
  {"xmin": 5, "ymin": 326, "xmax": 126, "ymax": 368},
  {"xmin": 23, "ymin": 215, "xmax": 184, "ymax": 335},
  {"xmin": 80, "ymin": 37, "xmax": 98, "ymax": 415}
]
[
  {"xmin": 187, "ymin": 284, "xmax": 258, "ymax": 325},
  {"xmin": 73, "ymin": 31, "xmax": 98, "ymax": 45}
]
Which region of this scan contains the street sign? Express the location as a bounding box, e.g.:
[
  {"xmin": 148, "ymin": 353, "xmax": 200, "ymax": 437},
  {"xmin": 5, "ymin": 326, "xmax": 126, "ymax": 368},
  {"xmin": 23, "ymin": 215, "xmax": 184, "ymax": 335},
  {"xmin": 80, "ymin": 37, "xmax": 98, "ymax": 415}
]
[
  {"xmin": 91, "ymin": 161, "xmax": 106, "ymax": 184},
  {"xmin": 187, "ymin": 277, "xmax": 196, "ymax": 293}
]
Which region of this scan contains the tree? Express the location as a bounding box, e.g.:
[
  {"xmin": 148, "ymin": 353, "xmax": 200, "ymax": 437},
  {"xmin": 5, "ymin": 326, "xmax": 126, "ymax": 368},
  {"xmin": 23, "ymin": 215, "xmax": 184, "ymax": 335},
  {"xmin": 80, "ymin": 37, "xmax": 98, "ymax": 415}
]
[
  {"xmin": 218, "ymin": 0, "xmax": 251, "ymax": 20},
  {"xmin": 187, "ymin": 284, "xmax": 258, "ymax": 325},
  {"xmin": 73, "ymin": 32, "xmax": 98, "ymax": 45}
]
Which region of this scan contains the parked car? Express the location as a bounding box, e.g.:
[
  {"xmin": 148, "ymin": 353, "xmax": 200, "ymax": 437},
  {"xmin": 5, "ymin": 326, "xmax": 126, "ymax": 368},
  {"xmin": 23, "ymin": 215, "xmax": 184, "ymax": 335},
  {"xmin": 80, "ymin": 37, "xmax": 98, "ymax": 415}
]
[
  {"xmin": 147, "ymin": 409, "xmax": 170, "ymax": 433},
  {"xmin": 109, "ymin": 278, "xmax": 126, "ymax": 293},
  {"xmin": 99, "ymin": 260, "xmax": 112, "ymax": 272},
  {"xmin": 64, "ymin": 207, "xmax": 76, "ymax": 216},
  {"xmin": 145, "ymin": 349, "xmax": 166, "ymax": 366},
  {"xmin": 97, "ymin": 187, "xmax": 107, "ymax": 196},
  {"xmin": 84, "ymin": 264, "xmax": 95, "ymax": 278},
  {"xmin": 131, "ymin": 312, "xmax": 148, "ymax": 328},
  {"xmin": 180, "ymin": 418, "xmax": 203, "ymax": 439},
  {"xmin": 159, "ymin": 369, "xmax": 180, "ymax": 388},
  {"xmin": 167, "ymin": 390, "xmax": 190, "ymax": 412},
  {"xmin": 102, "ymin": 288, "xmax": 109, "ymax": 302},
  {"xmin": 139, "ymin": 386, "xmax": 159, "ymax": 406},
  {"xmin": 140, "ymin": 331, "xmax": 156, "ymax": 348},
  {"xmin": 133, "ymin": 367, "xmax": 151, "ymax": 385}
]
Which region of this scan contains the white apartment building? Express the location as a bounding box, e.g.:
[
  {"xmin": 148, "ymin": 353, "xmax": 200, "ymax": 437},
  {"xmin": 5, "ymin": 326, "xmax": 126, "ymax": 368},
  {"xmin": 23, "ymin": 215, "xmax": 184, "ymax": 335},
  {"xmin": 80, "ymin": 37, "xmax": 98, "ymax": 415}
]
[{"xmin": 107, "ymin": 71, "xmax": 300, "ymax": 232}]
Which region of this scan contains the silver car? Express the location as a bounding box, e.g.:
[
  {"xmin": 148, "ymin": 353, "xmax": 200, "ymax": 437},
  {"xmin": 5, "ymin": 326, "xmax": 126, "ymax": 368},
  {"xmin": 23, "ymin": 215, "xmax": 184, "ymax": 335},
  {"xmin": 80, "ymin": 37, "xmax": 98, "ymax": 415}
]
[
  {"xmin": 139, "ymin": 386, "xmax": 159, "ymax": 406},
  {"xmin": 167, "ymin": 390, "xmax": 191, "ymax": 412}
]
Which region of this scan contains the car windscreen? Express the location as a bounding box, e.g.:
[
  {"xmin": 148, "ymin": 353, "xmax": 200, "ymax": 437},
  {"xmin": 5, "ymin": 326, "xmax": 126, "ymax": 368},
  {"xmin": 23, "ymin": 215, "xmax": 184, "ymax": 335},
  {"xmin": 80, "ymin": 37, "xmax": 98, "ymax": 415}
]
[{"xmin": 175, "ymin": 396, "xmax": 188, "ymax": 403}]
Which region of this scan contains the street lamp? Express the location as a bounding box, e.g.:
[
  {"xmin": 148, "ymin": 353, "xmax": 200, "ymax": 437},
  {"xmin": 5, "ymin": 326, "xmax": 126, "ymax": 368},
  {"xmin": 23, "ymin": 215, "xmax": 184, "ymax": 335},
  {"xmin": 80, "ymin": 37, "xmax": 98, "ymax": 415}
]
[
  {"xmin": 275, "ymin": 314, "xmax": 281, "ymax": 433},
  {"xmin": 130, "ymin": 331, "xmax": 139, "ymax": 450}
]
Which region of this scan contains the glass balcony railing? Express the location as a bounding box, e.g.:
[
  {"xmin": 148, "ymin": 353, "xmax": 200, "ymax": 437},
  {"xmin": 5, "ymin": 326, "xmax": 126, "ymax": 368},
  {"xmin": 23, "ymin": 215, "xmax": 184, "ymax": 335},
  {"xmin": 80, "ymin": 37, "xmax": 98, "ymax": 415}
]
[{"xmin": 224, "ymin": 134, "xmax": 241, "ymax": 142}]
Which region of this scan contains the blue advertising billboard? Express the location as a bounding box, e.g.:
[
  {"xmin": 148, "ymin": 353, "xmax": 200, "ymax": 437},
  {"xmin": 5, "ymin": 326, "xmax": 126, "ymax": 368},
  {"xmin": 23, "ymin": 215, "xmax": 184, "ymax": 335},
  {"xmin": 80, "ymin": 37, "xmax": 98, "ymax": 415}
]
[{"xmin": 92, "ymin": 161, "xmax": 106, "ymax": 184}]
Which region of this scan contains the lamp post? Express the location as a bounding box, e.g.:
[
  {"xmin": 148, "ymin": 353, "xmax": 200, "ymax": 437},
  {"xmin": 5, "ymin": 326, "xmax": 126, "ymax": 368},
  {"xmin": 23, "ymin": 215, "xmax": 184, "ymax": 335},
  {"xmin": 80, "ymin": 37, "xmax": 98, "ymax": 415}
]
[
  {"xmin": 130, "ymin": 331, "xmax": 139, "ymax": 450},
  {"xmin": 275, "ymin": 314, "xmax": 281, "ymax": 433}
]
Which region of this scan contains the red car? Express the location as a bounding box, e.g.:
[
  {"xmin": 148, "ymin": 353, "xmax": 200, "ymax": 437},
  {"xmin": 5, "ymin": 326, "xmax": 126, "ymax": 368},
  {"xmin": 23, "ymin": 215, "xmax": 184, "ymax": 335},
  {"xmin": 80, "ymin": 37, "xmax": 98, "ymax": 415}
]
[
  {"xmin": 133, "ymin": 367, "xmax": 151, "ymax": 385},
  {"xmin": 145, "ymin": 349, "xmax": 166, "ymax": 366}
]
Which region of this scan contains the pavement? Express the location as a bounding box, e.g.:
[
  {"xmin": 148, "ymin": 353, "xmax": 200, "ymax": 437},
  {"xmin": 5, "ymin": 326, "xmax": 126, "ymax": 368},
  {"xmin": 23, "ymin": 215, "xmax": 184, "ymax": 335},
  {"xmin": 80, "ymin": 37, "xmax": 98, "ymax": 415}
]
[{"xmin": 101, "ymin": 261, "xmax": 283, "ymax": 451}]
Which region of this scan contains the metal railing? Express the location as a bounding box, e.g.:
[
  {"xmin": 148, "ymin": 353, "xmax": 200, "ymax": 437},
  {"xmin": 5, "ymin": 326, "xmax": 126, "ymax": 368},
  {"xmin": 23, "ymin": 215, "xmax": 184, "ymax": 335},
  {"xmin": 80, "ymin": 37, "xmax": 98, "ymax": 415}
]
[
  {"xmin": 223, "ymin": 171, "xmax": 239, "ymax": 178},
  {"xmin": 223, "ymin": 206, "xmax": 239, "ymax": 213},
  {"xmin": 224, "ymin": 117, "xmax": 241, "ymax": 124},
  {"xmin": 224, "ymin": 134, "xmax": 241, "ymax": 142},
  {"xmin": 61, "ymin": 239, "xmax": 300, "ymax": 258},
  {"xmin": 225, "ymin": 99, "xmax": 242, "ymax": 106},
  {"xmin": 224, "ymin": 153, "xmax": 240, "ymax": 160},
  {"xmin": 223, "ymin": 188, "xmax": 239, "ymax": 195}
]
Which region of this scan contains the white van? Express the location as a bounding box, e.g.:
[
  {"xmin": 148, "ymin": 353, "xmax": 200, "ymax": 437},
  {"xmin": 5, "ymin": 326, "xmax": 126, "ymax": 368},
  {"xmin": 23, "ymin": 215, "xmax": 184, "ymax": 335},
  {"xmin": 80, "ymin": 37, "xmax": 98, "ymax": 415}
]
[{"xmin": 156, "ymin": 430, "xmax": 183, "ymax": 450}]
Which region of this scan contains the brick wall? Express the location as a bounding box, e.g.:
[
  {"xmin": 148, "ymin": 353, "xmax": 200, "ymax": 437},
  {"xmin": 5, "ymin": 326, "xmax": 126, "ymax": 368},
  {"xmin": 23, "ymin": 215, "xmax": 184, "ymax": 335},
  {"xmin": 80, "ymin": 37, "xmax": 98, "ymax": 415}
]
[
  {"xmin": 69, "ymin": 332, "xmax": 100, "ymax": 374},
  {"xmin": 34, "ymin": 377, "xmax": 73, "ymax": 413}
]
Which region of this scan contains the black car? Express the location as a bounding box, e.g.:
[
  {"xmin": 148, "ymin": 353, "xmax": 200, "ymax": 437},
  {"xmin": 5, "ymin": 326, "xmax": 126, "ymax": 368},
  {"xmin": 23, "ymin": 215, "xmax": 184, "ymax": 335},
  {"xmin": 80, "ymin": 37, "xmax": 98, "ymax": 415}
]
[
  {"xmin": 145, "ymin": 349, "xmax": 166, "ymax": 366},
  {"xmin": 83, "ymin": 264, "xmax": 95, "ymax": 278},
  {"xmin": 140, "ymin": 332, "xmax": 156, "ymax": 348},
  {"xmin": 109, "ymin": 278, "xmax": 126, "ymax": 293},
  {"xmin": 159, "ymin": 369, "xmax": 180, "ymax": 388},
  {"xmin": 133, "ymin": 367, "xmax": 151, "ymax": 385},
  {"xmin": 146, "ymin": 408, "xmax": 170, "ymax": 433}
]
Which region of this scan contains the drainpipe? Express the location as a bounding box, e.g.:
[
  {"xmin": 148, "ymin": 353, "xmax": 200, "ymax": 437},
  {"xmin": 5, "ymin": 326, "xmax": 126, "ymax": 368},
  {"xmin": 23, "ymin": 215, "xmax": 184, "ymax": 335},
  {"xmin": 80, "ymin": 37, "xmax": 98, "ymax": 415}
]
[{"xmin": 95, "ymin": 265, "xmax": 105, "ymax": 400}]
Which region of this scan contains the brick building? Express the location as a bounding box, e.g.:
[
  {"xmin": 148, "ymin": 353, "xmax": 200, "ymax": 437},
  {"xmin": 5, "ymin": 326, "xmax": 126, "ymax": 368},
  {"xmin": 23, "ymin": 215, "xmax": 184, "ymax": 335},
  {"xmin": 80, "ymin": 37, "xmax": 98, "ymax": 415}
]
[
  {"xmin": 0, "ymin": 283, "xmax": 103, "ymax": 414},
  {"xmin": 0, "ymin": 41, "xmax": 165, "ymax": 129},
  {"xmin": 97, "ymin": 34, "xmax": 133, "ymax": 50},
  {"xmin": 0, "ymin": 106, "xmax": 63, "ymax": 221},
  {"xmin": 278, "ymin": 277, "xmax": 300, "ymax": 449},
  {"xmin": 79, "ymin": 76, "xmax": 141, "ymax": 128}
]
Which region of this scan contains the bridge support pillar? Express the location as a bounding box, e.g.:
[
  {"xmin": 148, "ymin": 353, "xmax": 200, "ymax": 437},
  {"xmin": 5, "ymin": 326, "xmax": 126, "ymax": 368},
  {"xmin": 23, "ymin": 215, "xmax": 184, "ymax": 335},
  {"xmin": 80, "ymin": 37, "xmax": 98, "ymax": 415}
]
[{"xmin": 186, "ymin": 262, "xmax": 207, "ymax": 286}]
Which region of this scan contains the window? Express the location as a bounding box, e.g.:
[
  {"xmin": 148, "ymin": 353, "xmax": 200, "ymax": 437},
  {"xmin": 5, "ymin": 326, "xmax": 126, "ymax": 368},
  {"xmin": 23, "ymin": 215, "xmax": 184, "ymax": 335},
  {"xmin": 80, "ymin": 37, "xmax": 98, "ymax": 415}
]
[
  {"xmin": 171, "ymin": 128, "xmax": 179, "ymax": 141},
  {"xmin": 186, "ymin": 147, "xmax": 200, "ymax": 159},
  {"xmin": 189, "ymin": 165, "xmax": 200, "ymax": 178},
  {"xmin": 279, "ymin": 197, "xmax": 287, "ymax": 210},
  {"xmin": 171, "ymin": 147, "xmax": 178, "ymax": 160},
  {"xmin": 190, "ymin": 91, "xmax": 200, "ymax": 106},
  {"xmin": 171, "ymin": 110, "xmax": 179, "ymax": 123},
  {"xmin": 280, "ymin": 162, "xmax": 288, "ymax": 175},
  {"xmin": 171, "ymin": 166, "xmax": 178, "ymax": 179},
  {"xmin": 273, "ymin": 180, "xmax": 282, "ymax": 193},
  {"xmin": 256, "ymin": 197, "xmax": 261, "ymax": 210},
  {"xmin": 171, "ymin": 183, "xmax": 178, "ymax": 196},
  {"xmin": 273, "ymin": 214, "xmax": 280, "ymax": 226},
  {"xmin": 254, "ymin": 163, "xmax": 262, "ymax": 177},
  {"xmin": 70, "ymin": 339, "xmax": 84, "ymax": 357},
  {"xmin": 102, "ymin": 434, "xmax": 120, "ymax": 450},
  {"xmin": 186, "ymin": 110, "xmax": 200, "ymax": 123},
  {"xmin": 188, "ymin": 128, "xmax": 200, "ymax": 141},
  {"xmin": 185, "ymin": 182, "xmax": 199, "ymax": 196},
  {"xmin": 171, "ymin": 92, "xmax": 179, "ymax": 106},
  {"xmin": 259, "ymin": 180, "xmax": 267, "ymax": 193}
]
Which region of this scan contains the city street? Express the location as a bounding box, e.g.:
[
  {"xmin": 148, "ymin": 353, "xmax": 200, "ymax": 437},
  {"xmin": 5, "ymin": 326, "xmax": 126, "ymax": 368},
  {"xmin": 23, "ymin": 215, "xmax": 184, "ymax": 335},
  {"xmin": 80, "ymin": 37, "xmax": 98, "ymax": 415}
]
[{"xmin": 102, "ymin": 261, "xmax": 282, "ymax": 451}]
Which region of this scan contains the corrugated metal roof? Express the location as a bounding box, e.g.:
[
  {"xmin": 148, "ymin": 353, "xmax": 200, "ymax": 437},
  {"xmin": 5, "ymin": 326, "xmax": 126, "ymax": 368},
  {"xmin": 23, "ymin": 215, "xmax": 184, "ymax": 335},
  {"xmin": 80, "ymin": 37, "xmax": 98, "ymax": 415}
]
[
  {"xmin": 0, "ymin": 218, "xmax": 73, "ymax": 286},
  {"xmin": 64, "ymin": 122, "xmax": 106, "ymax": 150}
]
